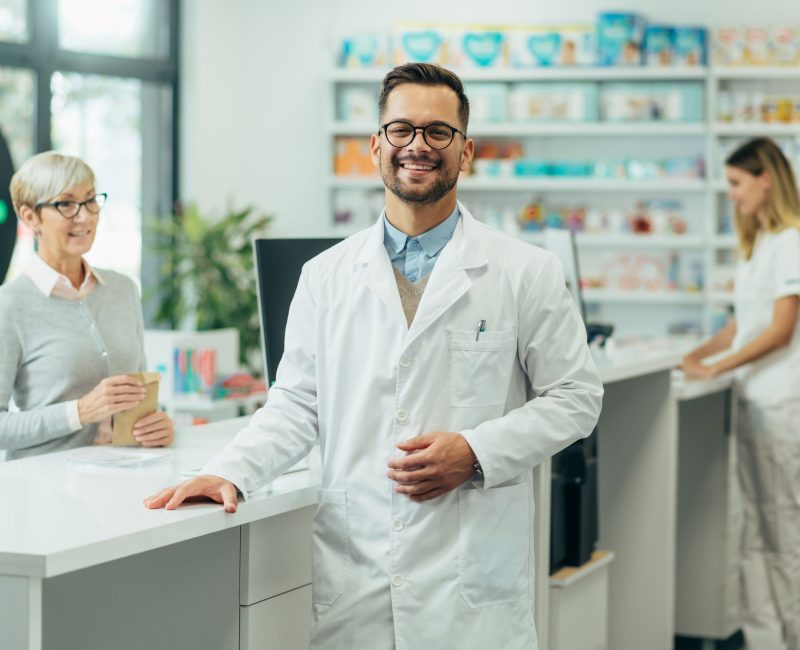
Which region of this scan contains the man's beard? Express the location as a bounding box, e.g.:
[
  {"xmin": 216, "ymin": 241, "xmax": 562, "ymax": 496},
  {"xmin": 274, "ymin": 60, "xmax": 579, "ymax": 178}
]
[{"xmin": 381, "ymin": 155, "xmax": 459, "ymax": 206}]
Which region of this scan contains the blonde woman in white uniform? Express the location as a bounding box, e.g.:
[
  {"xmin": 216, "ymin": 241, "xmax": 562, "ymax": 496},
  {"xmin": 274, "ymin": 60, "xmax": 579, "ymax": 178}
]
[{"xmin": 681, "ymin": 137, "xmax": 800, "ymax": 650}]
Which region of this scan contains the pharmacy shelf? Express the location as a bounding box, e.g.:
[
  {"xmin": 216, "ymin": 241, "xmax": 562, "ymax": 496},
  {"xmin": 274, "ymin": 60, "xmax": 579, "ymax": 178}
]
[
  {"xmin": 710, "ymin": 66, "xmax": 800, "ymax": 80},
  {"xmin": 328, "ymin": 176, "xmax": 708, "ymax": 193},
  {"xmin": 330, "ymin": 66, "xmax": 707, "ymax": 83},
  {"xmin": 712, "ymin": 123, "xmax": 800, "ymax": 137},
  {"xmin": 576, "ymin": 233, "xmax": 704, "ymax": 249},
  {"xmin": 329, "ymin": 121, "xmax": 706, "ymax": 137},
  {"xmin": 583, "ymin": 288, "xmax": 705, "ymax": 304}
]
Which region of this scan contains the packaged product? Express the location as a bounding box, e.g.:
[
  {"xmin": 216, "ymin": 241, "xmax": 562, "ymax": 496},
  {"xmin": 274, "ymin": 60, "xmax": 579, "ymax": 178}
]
[
  {"xmin": 743, "ymin": 27, "xmax": 770, "ymax": 65},
  {"xmin": 452, "ymin": 26, "xmax": 507, "ymax": 68},
  {"xmin": 713, "ymin": 27, "xmax": 743, "ymax": 65},
  {"xmin": 337, "ymin": 85, "xmax": 379, "ymax": 123},
  {"xmin": 643, "ymin": 25, "xmax": 674, "ymax": 66},
  {"xmin": 508, "ymin": 26, "xmax": 562, "ymax": 67},
  {"xmin": 334, "ymin": 138, "xmax": 374, "ymax": 177},
  {"xmin": 393, "ymin": 23, "xmax": 450, "ymax": 65},
  {"xmin": 557, "ymin": 24, "xmax": 596, "ymax": 65},
  {"xmin": 596, "ymin": 12, "xmax": 647, "ymax": 66},
  {"xmin": 673, "ymin": 27, "xmax": 707, "ymax": 66},
  {"xmin": 771, "ymin": 26, "xmax": 800, "ymax": 65},
  {"xmin": 509, "ymin": 82, "xmax": 598, "ymax": 121},
  {"xmin": 338, "ymin": 34, "xmax": 391, "ymax": 68},
  {"xmin": 464, "ymin": 83, "xmax": 508, "ymax": 123}
]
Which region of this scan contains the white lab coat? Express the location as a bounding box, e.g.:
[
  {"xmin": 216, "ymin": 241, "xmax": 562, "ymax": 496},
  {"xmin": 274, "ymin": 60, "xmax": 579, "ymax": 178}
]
[{"xmin": 204, "ymin": 204, "xmax": 603, "ymax": 650}]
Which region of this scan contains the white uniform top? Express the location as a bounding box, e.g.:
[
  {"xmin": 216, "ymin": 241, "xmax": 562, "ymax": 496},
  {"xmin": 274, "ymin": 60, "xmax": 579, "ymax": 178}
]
[
  {"xmin": 203, "ymin": 204, "xmax": 603, "ymax": 650},
  {"xmin": 734, "ymin": 227, "xmax": 800, "ymax": 403}
]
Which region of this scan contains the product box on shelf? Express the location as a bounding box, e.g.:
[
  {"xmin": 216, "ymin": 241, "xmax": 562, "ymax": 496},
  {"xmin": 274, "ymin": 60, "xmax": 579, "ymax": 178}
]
[
  {"xmin": 674, "ymin": 27, "xmax": 707, "ymax": 65},
  {"xmin": 508, "ymin": 82, "xmax": 599, "ymax": 122},
  {"xmin": 337, "ymin": 85, "xmax": 379, "ymax": 123},
  {"xmin": 508, "ymin": 24, "xmax": 596, "ymax": 67},
  {"xmin": 771, "ymin": 26, "xmax": 800, "ymax": 65},
  {"xmin": 393, "ymin": 23, "xmax": 451, "ymax": 65},
  {"xmin": 599, "ymin": 83, "xmax": 703, "ymax": 122},
  {"xmin": 743, "ymin": 27, "xmax": 770, "ymax": 65},
  {"xmin": 338, "ymin": 34, "xmax": 391, "ymax": 68},
  {"xmin": 450, "ymin": 26, "xmax": 507, "ymax": 68},
  {"xmin": 464, "ymin": 83, "xmax": 508, "ymax": 122},
  {"xmin": 713, "ymin": 27, "xmax": 744, "ymax": 65},
  {"xmin": 334, "ymin": 137, "xmax": 375, "ymax": 177},
  {"xmin": 597, "ymin": 12, "xmax": 647, "ymax": 66},
  {"xmin": 644, "ymin": 25, "xmax": 674, "ymax": 66}
]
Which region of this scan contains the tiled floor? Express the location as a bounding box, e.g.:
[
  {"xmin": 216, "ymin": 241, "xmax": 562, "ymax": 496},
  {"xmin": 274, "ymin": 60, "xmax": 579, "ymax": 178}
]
[{"xmin": 674, "ymin": 632, "xmax": 745, "ymax": 649}]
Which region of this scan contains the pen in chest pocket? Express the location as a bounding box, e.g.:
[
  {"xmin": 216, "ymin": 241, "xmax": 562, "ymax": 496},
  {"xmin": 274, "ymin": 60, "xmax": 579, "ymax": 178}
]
[{"xmin": 475, "ymin": 319, "xmax": 486, "ymax": 341}]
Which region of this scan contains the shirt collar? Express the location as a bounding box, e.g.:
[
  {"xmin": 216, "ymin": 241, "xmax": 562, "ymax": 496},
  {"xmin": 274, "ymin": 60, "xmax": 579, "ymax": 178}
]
[
  {"xmin": 24, "ymin": 254, "xmax": 104, "ymax": 297},
  {"xmin": 382, "ymin": 205, "xmax": 461, "ymax": 257}
]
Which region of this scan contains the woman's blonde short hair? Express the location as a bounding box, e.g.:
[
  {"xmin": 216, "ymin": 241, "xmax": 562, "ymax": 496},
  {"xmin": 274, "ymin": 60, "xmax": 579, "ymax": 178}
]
[{"xmin": 9, "ymin": 151, "xmax": 95, "ymax": 216}]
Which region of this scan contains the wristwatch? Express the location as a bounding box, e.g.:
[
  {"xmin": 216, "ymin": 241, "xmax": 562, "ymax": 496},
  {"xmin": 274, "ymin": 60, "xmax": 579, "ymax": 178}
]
[{"xmin": 472, "ymin": 458, "xmax": 483, "ymax": 478}]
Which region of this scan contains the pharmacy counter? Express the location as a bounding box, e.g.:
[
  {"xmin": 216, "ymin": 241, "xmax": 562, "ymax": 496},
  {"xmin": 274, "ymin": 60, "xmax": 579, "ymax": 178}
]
[
  {"xmin": 1, "ymin": 336, "xmax": 734, "ymax": 650},
  {"xmin": 0, "ymin": 418, "xmax": 319, "ymax": 650}
]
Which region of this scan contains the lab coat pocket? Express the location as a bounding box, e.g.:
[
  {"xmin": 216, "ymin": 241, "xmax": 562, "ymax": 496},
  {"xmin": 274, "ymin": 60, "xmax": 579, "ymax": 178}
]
[
  {"xmin": 457, "ymin": 482, "xmax": 530, "ymax": 607},
  {"xmin": 449, "ymin": 329, "xmax": 516, "ymax": 408},
  {"xmin": 311, "ymin": 489, "xmax": 349, "ymax": 606}
]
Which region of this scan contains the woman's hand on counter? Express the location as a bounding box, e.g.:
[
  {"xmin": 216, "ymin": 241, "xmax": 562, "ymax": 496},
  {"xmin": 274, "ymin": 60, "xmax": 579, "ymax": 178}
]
[
  {"xmin": 679, "ymin": 356, "xmax": 719, "ymax": 380},
  {"xmin": 143, "ymin": 475, "xmax": 240, "ymax": 513},
  {"xmin": 78, "ymin": 375, "xmax": 147, "ymax": 424},
  {"xmin": 133, "ymin": 411, "xmax": 174, "ymax": 447}
]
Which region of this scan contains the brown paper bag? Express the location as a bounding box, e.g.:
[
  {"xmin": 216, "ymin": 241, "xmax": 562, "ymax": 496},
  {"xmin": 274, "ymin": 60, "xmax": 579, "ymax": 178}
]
[{"xmin": 112, "ymin": 372, "xmax": 160, "ymax": 446}]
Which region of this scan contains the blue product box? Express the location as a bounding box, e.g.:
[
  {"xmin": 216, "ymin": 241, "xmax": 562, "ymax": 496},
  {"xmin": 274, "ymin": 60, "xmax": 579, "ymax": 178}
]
[
  {"xmin": 393, "ymin": 24, "xmax": 446, "ymax": 64},
  {"xmin": 514, "ymin": 160, "xmax": 550, "ymax": 177},
  {"xmin": 457, "ymin": 28, "xmax": 506, "ymax": 68},
  {"xmin": 674, "ymin": 27, "xmax": 707, "ymax": 66},
  {"xmin": 339, "ymin": 34, "xmax": 390, "ymax": 68},
  {"xmin": 644, "ymin": 25, "xmax": 675, "ymax": 66},
  {"xmin": 597, "ymin": 12, "xmax": 646, "ymax": 66}
]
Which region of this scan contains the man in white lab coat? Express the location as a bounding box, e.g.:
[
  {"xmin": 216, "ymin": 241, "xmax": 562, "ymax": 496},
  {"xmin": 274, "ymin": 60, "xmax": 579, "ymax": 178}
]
[{"xmin": 145, "ymin": 63, "xmax": 603, "ymax": 650}]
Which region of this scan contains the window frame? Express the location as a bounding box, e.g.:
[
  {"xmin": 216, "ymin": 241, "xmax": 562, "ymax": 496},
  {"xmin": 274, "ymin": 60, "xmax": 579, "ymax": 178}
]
[{"xmin": 0, "ymin": 0, "xmax": 180, "ymax": 322}]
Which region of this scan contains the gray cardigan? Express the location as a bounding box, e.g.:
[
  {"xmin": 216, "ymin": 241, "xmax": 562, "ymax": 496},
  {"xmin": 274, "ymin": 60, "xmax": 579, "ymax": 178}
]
[{"xmin": 0, "ymin": 270, "xmax": 146, "ymax": 460}]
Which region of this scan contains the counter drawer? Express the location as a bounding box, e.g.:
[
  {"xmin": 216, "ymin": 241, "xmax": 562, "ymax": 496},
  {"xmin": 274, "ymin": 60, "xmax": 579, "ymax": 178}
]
[
  {"xmin": 240, "ymin": 505, "xmax": 314, "ymax": 605},
  {"xmin": 240, "ymin": 585, "xmax": 311, "ymax": 650}
]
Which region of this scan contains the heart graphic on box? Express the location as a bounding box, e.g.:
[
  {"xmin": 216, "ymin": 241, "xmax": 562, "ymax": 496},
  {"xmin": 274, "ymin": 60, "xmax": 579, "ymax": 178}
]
[
  {"xmin": 402, "ymin": 31, "xmax": 442, "ymax": 61},
  {"xmin": 462, "ymin": 32, "xmax": 503, "ymax": 66},
  {"xmin": 527, "ymin": 33, "xmax": 561, "ymax": 65}
]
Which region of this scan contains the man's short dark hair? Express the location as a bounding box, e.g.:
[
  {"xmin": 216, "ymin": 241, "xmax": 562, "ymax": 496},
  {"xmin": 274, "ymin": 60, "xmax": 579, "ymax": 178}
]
[{"xmin": 378, "ymin": 63, "xmax": 470, "ymax": 130}]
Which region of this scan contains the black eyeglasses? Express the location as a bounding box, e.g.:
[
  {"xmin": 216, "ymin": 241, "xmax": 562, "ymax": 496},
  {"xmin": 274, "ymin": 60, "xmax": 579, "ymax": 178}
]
[
  {"xmin": 379, "ymin": 121, "xmax": 466, "ymax": 150},
  {"xmin": 35, "ymin": 193, "xmax": 108, "ymax": 219}
]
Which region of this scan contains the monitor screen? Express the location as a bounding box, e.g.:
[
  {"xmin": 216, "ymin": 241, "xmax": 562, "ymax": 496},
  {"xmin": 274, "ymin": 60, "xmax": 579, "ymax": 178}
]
[
  {"xmin": 253, "ymin": 238, "xmax": 341, "ymax": 384},
  {"xmin": 543, "ymin": 228, "xmax": 587, "ymax": 323}
]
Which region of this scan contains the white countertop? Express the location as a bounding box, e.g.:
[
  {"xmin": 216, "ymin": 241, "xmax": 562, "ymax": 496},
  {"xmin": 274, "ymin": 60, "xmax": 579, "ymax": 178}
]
[
  {"xmin": 0, "ymin": 417, "xmax": 320, "ymax": 579},
  {"xmin": 1, "ymin": 336, "xmax": 729, "ymax": 581}
]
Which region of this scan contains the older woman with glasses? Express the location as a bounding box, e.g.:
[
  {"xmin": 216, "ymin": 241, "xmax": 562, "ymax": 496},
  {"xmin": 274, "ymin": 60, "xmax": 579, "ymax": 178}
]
[{"xmin": 0, "ymin": 151, "xmax": 173, "ymax": 460}]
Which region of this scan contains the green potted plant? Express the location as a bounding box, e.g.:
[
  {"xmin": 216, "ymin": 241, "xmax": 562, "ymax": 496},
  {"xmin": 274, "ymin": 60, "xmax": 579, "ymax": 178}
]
[{"xmin": 148, "ymin": 203, "xmax": 272, "ymax": 373}]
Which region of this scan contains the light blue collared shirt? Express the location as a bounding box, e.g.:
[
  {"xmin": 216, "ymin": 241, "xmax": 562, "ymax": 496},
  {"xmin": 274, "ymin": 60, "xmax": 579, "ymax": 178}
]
[{"xmin": 383, "ymin": 206, "xmax": 461, "ymax": 282}]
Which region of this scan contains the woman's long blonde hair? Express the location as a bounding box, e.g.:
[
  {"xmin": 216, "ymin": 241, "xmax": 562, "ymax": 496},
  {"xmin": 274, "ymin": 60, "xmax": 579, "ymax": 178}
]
[{"xmin": 725, "ymin": 137, "xmax": 800, "ymax": 260}]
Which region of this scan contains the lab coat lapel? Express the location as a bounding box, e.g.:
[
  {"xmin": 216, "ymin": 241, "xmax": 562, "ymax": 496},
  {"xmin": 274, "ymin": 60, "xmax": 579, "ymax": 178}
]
[
  {"xmin": 354, "ymin": 217, "xmax": 406, "ymax": 321},
  {"xmin": 405, "ymin": 205, "xmax": 488, "ymax": 349}
]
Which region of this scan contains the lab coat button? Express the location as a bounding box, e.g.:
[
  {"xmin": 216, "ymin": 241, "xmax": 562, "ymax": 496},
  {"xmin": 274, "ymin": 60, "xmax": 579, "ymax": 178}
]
[
  {"xmin": 399, "ymin": 357, "xmax": 412, "ymax": 368},
  {"xmin": 395, "ymin": 410, "xmax": 408, "ymax": 423},
  {"xmin": 391, "ymin": 575, "xmax": 404, "ymax": 588},
  {"xmin": 392, "ymin": 519, "xmax": 404, "ymax": 531}
]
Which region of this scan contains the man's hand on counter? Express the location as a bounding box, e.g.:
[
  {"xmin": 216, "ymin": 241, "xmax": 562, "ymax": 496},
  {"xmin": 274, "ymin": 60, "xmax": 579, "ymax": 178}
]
[{"xmin": 143, "ymin": 475, "xmax": 239, "ymax": 513}]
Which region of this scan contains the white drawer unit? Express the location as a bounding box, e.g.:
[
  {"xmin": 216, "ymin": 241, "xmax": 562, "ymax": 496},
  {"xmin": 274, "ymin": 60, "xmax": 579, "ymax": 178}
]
[
  {"xmin": 240, "ymin": 585, "xmax": 312, "ymax": 650},
  {"xmin": 240, "ymin": 505, "xmax": 315, "ymax": 605}
]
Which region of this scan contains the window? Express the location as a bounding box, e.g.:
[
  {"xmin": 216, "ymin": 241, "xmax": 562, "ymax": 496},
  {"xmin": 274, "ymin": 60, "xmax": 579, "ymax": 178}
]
[{"xmin": 0, "ymin": 0, "xmax": 178, "ymax": 300}]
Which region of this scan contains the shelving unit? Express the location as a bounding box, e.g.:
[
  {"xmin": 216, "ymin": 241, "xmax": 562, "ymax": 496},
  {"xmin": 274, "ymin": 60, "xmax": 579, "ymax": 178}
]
[{"xmin": 327, "ymin": 62, "xmax": 800, "ymax": 336}]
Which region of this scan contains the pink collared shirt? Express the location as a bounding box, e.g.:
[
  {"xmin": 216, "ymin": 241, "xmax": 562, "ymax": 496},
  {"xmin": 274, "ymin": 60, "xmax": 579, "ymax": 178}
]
[{"xmin": 23, "ymin": 254, "xmax": 112, "ymax": 443}]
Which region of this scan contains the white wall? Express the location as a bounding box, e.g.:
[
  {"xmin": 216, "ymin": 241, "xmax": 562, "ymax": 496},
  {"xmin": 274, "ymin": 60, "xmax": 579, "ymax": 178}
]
[{"xmin": 181, "ymin": 0, "xmax": 795, "ymax": 236}]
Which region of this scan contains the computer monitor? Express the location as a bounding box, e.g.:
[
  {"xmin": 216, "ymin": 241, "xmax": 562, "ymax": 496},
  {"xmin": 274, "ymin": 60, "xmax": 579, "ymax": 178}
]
[
  {"xmin": 253, "ymin": 238, "xmax": 341, "ymax": 384},
  {"xmin": 543, "ymin": 227, "xmax": 587, "ymax": 322}
]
